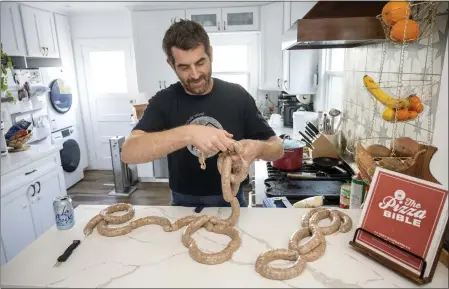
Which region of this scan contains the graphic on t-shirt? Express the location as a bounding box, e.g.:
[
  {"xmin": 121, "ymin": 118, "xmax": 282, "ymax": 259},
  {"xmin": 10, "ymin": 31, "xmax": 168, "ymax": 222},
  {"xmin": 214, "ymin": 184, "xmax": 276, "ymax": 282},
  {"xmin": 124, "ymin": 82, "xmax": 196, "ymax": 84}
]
[{"xmin": 186, "ymin": 113, "xmax": 223, "ymax": 159}]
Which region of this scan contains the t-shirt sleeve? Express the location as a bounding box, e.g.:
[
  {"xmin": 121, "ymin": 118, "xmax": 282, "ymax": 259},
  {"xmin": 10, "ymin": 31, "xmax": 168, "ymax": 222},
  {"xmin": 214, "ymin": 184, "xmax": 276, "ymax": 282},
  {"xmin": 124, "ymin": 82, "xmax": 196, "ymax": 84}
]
[
  {"xmin": 242, "ymin": 90, "xmax": 276, "ymax": 140},
  {"xmin": 132, "ymin": 94, "xmax": 167, "ymax": 133}
]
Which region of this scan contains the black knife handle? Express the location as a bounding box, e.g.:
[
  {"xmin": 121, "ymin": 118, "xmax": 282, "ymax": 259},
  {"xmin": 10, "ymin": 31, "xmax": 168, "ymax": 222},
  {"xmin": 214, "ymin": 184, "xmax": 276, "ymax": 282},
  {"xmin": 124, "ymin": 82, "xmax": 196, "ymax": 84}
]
[
  {"xmin": 307, "ymin": 121, "xmax": 320, "ymax": 135},
  {"xmin": 298, "ymin": 131, "xmax": 313, "ymax": 145},
  {"xmin": 305, "ymin": 127, "xmax": 316, "ymax": 140},
  {"xmin": 57, "ymin": 240, "xmax": 81, "ymax": 262}
]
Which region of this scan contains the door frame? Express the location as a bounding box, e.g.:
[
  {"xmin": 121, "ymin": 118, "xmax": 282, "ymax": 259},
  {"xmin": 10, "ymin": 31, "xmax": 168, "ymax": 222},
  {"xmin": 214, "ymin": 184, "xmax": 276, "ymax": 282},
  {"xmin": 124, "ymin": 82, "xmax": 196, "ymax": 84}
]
[{"xmin": 73, "ymin": 38, "xmax": 140, "ymax": 170}]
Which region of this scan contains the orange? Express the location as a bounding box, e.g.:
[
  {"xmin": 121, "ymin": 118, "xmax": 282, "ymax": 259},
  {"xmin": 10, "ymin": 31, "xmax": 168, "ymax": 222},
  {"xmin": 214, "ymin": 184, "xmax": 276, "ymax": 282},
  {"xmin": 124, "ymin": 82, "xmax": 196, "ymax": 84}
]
[
  {"xmin": 382, "ymin": 1, "xmax": 411, "ymax": 26},
  {"xmin": 409, "ymin": 111, "xmax": 418, "ymax": 120},
  {"xmin": 390, "ymin": 19, "xmax": 420, "ymax": 42}
]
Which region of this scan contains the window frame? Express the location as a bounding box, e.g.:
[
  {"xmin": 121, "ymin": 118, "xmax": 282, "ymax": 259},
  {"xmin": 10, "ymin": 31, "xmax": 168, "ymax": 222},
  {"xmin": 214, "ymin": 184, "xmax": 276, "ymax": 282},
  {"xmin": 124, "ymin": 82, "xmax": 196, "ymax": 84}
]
[
  {"xmin": 318, "ymin": 48, "xmax": 345, "ymax": 111},
  {"xmin": 208, "ymin": 32, "xmax": 260, "ymax": 97}
]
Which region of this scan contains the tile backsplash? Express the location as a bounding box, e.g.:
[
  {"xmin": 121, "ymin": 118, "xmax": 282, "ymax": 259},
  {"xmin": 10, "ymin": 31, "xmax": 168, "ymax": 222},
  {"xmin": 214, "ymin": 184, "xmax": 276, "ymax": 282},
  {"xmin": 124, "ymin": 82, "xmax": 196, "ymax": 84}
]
[{"xmin": 342, "ymin": 3, "xmax": 448, "ymax": 152}]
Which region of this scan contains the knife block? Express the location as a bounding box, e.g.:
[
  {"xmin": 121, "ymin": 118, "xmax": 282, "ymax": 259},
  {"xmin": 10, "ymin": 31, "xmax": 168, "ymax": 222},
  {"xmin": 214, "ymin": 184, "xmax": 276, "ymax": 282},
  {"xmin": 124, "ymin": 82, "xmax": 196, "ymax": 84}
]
[{"xmin": 311, "ymin": 134, "xmax": 340, "ymax": 159}]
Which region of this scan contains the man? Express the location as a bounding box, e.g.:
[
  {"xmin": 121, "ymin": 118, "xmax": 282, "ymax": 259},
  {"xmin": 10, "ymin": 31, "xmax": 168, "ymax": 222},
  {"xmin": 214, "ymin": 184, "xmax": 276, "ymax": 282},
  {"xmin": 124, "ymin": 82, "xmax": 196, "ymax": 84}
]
[{"xmin": 121, "ymin": 19, "xmax": 283, "ymax": 207}]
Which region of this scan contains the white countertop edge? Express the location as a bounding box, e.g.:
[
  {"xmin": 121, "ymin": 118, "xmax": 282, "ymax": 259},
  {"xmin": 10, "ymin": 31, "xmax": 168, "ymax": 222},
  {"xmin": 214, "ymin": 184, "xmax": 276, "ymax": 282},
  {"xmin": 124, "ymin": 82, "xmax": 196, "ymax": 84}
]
[{"xmin": 1, "ymin": 143, "xmax": 63, "ymax": 176}]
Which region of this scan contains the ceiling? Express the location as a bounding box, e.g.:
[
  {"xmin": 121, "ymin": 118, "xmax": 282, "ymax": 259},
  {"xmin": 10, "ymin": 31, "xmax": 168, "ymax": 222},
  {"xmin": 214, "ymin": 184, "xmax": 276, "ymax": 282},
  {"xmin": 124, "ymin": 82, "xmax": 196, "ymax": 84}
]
[{"xmin": 11, "ymin": 0, "xmax": 271, "ymax": 15}]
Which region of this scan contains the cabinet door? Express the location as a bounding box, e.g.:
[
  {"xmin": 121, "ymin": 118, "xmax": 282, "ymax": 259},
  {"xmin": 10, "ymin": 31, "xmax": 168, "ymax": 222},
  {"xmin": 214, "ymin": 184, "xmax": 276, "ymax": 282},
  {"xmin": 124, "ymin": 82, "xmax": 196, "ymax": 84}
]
[
  {"xmin": 1, "ymin": 2, "xmax": 27, "ymax": 56},
  {"xmin": 20, "ymin": 5, "xmax": 45, "ymax": 57},
  {"xmin": 260, "ymin": 2, "xmax": 283, "ymax": 90},
  {"xmin": 1, "ymin": 184, "xmax": 36, "ymax": 262},
  {"xmin": 290, "ymin": 1, "xmax": 317, "ymax": 26},
  {"xmin": 1, "ymin": 237, "xmax": 7, "ymax": 266},
  {"xmin": 186, "ymin": 8, "xmax": 221, "ymax": 32},
  {"xmin": 131, "ymin": 10, "xmax": 185, "ymax": 95},
  {"xmin": 29, "ymin": 169, "xmax": 66, "ymax": 237},
  {"xmin": 221, "ymin": 6, "xmax": 259, "ymax": 31},
  {"xmin": 37, "ymin": 10, "xmax": 59, "ymax": 58},
  {"xmin": 288, "ymin": 50, "xmax": 319, "ymax": 94}
]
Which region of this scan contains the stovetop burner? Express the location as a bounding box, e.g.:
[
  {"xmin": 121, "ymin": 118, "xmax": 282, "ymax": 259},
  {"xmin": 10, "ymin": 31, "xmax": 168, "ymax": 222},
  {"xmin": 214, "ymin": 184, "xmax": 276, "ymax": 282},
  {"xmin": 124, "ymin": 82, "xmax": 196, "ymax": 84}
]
[{"xmin": 264, "ymin": 162, "xmax": 354, "ymax": 206}]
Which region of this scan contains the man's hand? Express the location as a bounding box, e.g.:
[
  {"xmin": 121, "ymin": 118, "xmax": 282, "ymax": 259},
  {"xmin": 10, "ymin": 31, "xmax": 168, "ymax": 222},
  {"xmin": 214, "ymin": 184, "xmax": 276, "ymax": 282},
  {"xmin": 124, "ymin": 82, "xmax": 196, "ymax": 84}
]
[
  {"xmin": 230, "ymin": 139, "xmax": 263, "ymax": 168},
  {"xmin": 187, "ymin": 124, "xmax": 235, "ymax": 155}
]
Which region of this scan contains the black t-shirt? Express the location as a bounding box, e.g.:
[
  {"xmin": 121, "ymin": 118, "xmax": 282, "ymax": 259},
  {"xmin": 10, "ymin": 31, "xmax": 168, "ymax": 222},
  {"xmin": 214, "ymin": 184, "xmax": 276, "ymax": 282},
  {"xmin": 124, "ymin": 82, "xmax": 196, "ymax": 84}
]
[{"xmin": 132, "ymin": 78, "xmax": 276, "ymax": 196}]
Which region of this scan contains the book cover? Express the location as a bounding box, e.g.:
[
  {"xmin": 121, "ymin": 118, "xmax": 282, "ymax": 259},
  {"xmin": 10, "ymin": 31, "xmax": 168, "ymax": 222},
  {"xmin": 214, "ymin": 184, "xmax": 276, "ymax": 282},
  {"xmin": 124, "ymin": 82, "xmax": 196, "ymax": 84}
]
[{"xmin": 356, "ymin": 167, "xmax": 448, "ymax": 278}]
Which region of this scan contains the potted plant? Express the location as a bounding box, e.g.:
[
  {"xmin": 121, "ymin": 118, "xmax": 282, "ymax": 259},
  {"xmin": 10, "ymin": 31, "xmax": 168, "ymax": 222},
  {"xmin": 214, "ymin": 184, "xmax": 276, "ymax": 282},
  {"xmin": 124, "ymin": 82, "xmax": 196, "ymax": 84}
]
[{"xmin": 1, "ymin": 43, "xmax": 14, "ymax": 102}]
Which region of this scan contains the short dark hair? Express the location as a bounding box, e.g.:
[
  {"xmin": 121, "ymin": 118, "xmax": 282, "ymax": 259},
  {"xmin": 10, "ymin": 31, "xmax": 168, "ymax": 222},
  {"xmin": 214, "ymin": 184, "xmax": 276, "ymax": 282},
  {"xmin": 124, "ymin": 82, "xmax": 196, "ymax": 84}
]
[{"xmin": 162, "ymin": 19, "xmax": 211, "ymax": 65}]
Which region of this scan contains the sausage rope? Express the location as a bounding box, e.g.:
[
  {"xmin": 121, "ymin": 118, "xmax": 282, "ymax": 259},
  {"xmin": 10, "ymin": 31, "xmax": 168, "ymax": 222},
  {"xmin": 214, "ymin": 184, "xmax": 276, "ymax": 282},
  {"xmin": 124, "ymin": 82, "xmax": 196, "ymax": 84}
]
[
  {"xmin": 83, "ymin": 141, "xmax": 248, "ymax": 265},
  {"xmin": 256, "ymin": 208, "xmax": 353, "ymax": 280}
]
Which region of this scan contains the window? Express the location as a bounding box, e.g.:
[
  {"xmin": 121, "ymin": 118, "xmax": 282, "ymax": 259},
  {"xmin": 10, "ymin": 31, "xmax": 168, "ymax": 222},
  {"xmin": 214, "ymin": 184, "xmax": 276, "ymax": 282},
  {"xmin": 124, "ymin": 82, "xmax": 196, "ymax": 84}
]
[
  {"xmin": 209, "ymin": 33, "xmax": 259, "ymax": 97},
  {"xmin": 320, "ymin": 48, "xmax": 345, "ymax": 111},
  {"xmin": 89, "ymin": 51, "xmax": 128, "ymax": 94}
]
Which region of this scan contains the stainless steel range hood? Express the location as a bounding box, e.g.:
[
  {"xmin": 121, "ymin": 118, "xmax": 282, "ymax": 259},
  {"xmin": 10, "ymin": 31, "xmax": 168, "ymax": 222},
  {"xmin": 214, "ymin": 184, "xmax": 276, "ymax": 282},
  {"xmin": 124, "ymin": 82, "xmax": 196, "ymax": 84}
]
[{"xmin": 283, "ymin": 1, "xmax": 388, "ymax": 50}]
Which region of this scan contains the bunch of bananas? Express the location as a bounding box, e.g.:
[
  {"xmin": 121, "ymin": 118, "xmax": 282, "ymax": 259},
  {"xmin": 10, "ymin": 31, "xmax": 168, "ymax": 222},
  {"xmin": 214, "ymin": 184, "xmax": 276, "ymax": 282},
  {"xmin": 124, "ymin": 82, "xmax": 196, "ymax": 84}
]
[{"xmin": 363, "ymin": 75, "xmax": 424, "ymax": 122}]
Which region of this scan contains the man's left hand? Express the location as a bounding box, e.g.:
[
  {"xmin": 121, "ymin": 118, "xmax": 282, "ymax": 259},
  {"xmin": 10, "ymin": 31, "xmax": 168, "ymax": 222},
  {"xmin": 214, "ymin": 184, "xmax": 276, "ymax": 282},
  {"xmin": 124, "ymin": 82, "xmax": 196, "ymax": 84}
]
[{"xmin": 230, "ymin": 139, "xmax": 263, "ymax": 168}]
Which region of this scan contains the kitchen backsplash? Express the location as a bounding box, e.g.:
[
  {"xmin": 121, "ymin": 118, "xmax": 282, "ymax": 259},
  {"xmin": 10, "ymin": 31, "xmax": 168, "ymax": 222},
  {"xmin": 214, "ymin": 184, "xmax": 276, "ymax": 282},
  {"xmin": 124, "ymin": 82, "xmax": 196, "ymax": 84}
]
[{"xmin": 342, "ymin": 3, "xmax": 448, "ymax": 152}]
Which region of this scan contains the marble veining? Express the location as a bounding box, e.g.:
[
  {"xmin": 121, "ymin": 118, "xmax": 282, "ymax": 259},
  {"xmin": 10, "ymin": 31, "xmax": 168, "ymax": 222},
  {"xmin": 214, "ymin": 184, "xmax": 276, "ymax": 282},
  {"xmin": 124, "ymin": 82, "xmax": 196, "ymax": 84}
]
[{"xmin": 1, "ymin": 205, "xmax": 448, "ymax": 288}]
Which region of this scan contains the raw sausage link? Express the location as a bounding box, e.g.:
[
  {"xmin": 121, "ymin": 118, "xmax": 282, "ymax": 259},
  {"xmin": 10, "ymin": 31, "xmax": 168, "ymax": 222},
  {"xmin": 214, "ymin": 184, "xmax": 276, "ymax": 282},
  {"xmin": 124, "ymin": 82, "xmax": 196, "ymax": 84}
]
[
  {"xmin": 83, "ymin": 141, "xmax": 248, "ymax": 266},
  {"xmin": 301, "ymin": 207, "xmax": 327, "ymax": 228},
  {"xmin": 335, "ymin": 210, "xmax": 353, "ymax": 233},
  {"xmin": 309, "ymin": 210, "xmax": 341, "ymax": 235},
  {"xmin": 256, "ymin": 208, "xmax": 353, "ymax": 280},
  {"xmin": 255, "ymin": 249, "xmax": 306, "ymax": 280},
  {"xmin": 188, "ymin": 225, "xmax": 241, "ymax": 265}
]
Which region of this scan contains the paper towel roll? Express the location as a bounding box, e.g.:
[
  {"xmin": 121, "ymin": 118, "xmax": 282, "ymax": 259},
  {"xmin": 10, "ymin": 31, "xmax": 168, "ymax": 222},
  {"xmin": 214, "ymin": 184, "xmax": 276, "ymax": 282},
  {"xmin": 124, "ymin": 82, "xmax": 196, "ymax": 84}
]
[{"xmin": 293, "ymin": 111, "xmax": 318, "ymax": 139}]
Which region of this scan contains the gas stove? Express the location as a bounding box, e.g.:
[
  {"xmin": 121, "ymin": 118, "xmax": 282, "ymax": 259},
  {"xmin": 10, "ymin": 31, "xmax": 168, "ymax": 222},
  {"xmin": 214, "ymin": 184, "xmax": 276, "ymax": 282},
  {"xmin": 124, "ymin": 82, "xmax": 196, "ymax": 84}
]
[{"xmin": 264, "ymin": 160, "xmax": 354, "ymax": 206}]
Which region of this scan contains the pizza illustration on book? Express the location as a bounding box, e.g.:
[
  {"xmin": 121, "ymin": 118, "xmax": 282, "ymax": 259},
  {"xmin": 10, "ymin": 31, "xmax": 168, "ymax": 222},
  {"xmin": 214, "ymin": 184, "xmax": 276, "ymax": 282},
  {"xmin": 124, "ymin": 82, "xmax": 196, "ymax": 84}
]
[{"xmin": 354, "ymin": 167, "xmax": 448, "ymax": 279}]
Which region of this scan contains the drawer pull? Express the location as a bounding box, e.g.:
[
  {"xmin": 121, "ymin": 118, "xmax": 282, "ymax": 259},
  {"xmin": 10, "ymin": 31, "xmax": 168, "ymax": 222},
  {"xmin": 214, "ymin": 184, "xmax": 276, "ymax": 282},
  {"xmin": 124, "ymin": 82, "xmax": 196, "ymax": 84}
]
[{"xmin": 25, "ymin": 169, "xmax": 37, "ymax": 175}]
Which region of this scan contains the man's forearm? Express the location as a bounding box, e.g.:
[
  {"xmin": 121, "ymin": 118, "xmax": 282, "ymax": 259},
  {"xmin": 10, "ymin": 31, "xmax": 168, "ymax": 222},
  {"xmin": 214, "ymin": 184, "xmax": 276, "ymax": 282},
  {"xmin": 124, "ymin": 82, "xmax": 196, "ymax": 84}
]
[
  {"xmin": 257, "ymin": 136, "xmax": 284, "ymax": 161},
  {"xmin": 121, "ymin": 126, "xmax": 191, "ymax": 164}
]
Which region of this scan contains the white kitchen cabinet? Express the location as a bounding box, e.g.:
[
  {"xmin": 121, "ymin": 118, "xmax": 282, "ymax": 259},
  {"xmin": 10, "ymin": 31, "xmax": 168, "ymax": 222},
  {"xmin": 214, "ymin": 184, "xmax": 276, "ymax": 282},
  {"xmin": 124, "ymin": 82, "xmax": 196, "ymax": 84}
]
[
  {"xmin": 1, "ymin": 183, "xmax": 37, "ymax": 262},
  {"xmin": 280, "ymin": 1, "xmax": 319, "ymax": 94},
  {"xmin": 186, "ymin": 6, "xmax": 259, "ymax": 32},
  {"xmin": 28, "ymin": 169, "xmax": 65, "ymax": 237},
  {"xmin": 132, "ymin": 10, "xmax": 186, "ymax": 95},
  {"xmin": 186, "ymin": 8, "xmax": 222, "ymax": 32},
  {"xmin": 20, "ymin": 5, "xmax": 59, "ymax": 58},
  {"xmin": 0, "ymin": 2, "xmax": 27, "ymax": 56},
  {"xmin": 289, "ymin": 1, "xmax": 317, "ymax": 25},
  {"xmin": 221, "ymin": 6, "xmax": 259, "ymax": 31},
  {"xmin": 260, "ymin": 2, "xmax": 284, "ymax": 90},
  {"xmin": 0, "ymin": 238, "xmax": 6, "ymax": 266}
]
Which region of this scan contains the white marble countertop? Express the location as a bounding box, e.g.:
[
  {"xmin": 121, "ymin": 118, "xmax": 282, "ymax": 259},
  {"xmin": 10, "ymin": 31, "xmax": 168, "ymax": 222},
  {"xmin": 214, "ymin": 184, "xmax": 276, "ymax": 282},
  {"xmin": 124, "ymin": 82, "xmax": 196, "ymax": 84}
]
[
  {"xmin": 0, "ymin": 142, "xmax": 63, "ymax": 176},
  {"xmin": 1, "ymin": 205, "xmax": 447, "ymax": 288}
]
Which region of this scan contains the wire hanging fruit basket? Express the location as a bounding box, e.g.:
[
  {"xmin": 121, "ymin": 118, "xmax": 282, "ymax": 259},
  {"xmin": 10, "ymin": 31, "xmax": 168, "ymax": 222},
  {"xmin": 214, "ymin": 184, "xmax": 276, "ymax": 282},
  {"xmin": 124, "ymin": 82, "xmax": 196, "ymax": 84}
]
[
  {"xmin": 377, "ymin": 0, "xmax": 441, "ymax": 45},
  {"xmin": 350, "ymin": 0, "xmax": 442, "ymax": 185}
]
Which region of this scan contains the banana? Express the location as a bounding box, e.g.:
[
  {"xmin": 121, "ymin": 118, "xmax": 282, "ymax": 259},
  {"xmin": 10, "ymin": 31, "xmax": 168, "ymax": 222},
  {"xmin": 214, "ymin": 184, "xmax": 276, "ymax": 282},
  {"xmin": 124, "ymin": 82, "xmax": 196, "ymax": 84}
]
[{"xmin": 363, "ymin": 75, "xmax": 410, "ymax": 109}]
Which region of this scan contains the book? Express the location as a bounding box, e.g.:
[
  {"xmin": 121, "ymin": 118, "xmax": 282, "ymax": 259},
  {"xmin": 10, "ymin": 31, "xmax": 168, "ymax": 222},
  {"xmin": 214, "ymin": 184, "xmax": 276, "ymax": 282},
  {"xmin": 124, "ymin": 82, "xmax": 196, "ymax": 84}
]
[{"xmin": 355, "ymin": 167, "xmax": 448, "ymax": 278}]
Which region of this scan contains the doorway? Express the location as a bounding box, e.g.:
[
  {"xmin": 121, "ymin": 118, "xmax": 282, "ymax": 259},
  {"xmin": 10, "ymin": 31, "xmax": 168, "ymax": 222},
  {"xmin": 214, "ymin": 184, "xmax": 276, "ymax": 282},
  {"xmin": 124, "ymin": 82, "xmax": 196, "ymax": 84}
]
[{"xmin": 75, "ymin": 39, "xmax": 139, "ymax": 170}]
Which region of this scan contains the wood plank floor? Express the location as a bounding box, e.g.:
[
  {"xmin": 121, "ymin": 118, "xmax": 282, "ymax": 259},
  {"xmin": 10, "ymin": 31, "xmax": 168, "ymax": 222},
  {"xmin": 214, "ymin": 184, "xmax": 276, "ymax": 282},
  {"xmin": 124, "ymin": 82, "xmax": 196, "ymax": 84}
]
[{"xmin": 67, "ymin": 170, "xmax": 250, "ymax": 208}]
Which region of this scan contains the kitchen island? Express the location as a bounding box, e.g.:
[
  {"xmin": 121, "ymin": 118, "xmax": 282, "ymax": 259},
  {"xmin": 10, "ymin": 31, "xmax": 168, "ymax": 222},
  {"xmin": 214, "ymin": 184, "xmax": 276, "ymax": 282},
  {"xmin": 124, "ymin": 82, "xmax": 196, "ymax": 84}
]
[{"xmin": 1, "ymin": 205, "xmax": 448, "ymax": 288}]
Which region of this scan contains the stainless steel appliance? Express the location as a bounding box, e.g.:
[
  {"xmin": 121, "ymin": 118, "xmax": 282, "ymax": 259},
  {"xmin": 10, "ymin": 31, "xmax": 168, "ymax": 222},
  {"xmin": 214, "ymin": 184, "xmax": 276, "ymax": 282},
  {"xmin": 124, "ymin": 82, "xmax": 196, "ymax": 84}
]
[
  {"xmin": 108, "ymin": 136, "xmax": 138, "ymax": 196},
  {"xmin": 278, "ymin": 93, "xmax": 314, "ymax": 127}
]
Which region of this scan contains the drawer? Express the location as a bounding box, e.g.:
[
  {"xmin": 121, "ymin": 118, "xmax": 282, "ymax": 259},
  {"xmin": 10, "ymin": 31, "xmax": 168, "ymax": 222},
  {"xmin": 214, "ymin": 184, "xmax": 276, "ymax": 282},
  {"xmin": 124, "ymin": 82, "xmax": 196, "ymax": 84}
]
[{"xmin": 1, "ymin": 153, "xmax": 60, "ymax": 197}]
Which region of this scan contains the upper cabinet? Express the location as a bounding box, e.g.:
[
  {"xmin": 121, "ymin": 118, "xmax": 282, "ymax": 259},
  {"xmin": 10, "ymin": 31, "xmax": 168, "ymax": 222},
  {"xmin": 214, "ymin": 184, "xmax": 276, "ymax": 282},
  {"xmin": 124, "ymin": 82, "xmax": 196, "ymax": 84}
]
[
  {"xmin": 259, "ymin": 2, "xmax": 283, "ymax": 90},
  {"xmin": 20, "ymin": 5, "xmax": 60, "ymax": 58},
  {"xmin": 186, "ymin": 6, "xmax": 259, "ymax": 32},
  {"xmin": 131, "ymin": 10, "xmax": 186, "ymax": 95},
  {"xmin": 0, "ymin": 2, "xmax": 27, "ymax": 56}
]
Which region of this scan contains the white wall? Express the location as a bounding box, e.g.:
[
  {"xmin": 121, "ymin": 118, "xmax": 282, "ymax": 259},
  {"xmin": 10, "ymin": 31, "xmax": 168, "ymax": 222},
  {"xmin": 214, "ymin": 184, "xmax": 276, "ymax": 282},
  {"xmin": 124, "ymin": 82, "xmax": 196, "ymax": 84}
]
[
  {"xmin": 69, "ymin": 12, "xmax": 133, "ymax": 38},
  {"xmin": 430, "ymin": 38, "xmax": 448, "ymax": 188}
]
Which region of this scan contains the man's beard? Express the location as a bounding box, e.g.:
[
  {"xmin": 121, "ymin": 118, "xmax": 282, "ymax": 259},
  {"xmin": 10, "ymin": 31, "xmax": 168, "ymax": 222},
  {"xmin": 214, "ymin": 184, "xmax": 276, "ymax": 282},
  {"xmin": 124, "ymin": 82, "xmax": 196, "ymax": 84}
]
[{"xmin": 179, "ymin": 71, "xmax": 212, "ymax": 95}]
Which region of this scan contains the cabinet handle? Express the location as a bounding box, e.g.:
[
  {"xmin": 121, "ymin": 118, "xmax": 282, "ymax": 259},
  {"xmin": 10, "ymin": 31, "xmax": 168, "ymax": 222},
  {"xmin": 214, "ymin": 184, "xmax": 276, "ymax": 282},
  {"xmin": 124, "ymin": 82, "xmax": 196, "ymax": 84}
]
[
  {"xmin": 218, "ymin": 22, "xmax": 220, "ymax": 30},
  {"xmin": 25, "ymin": 169, "xmax": 37, "ymax": 175},
  {"xmin": 224, "ymin": 21, "xmax": 226, "ymax": 30},
  {"xmin": 45, "ymin": 47, "xmax": 49, "ymax": 56},
  {"xmin": 277, "ymin": 79, "xmax": 280, "ymax": 88},
  {"xmin": 158, "ymin": 81, "xmax": 162, "ymax": 89},
  {"xmin": 41, "ymin": 47, "xmax": 45, "ymax": 56},
  {"xmin": 34, "ymin": 181, "xmax": 41, "ymax": 194},
  {"xmin": 164, "ymin": 81, "xmax": 166, "ymax": 88},
  {"xmin": 27, "ymin": 185, "xmax": 36, "ymax": 198},
  {"xmin": 284, "ymin": 80, "xmax": 288, "ymax": 90}
]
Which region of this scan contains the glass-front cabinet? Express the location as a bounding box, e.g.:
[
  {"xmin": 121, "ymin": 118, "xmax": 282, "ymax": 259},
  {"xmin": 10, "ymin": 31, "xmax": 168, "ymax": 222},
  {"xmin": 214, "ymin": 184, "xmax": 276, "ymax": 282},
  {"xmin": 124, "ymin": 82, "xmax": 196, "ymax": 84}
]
[
  {"xmin": 186, "ymin": 9, "xmax": 221, "ymax": 32},
  {"xmin": 186, "ymin": 6, "xmax": 259, "ymax": 32}
]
